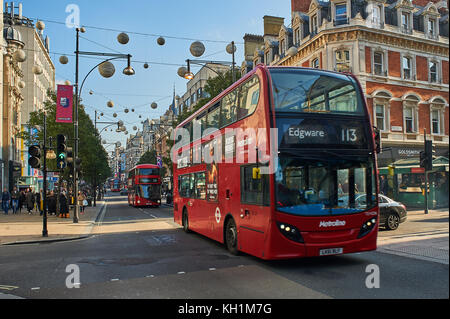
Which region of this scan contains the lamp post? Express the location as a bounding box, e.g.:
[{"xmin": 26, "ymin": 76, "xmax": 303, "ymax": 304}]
[{"xmin": 60, "ymin": 27, "xmax": 135, "ymax": 223}]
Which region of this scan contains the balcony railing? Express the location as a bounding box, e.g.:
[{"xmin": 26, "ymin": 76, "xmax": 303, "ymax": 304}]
[{"xmin": 401, "ymin": 25, "xmax": 413, "ymax": 35}]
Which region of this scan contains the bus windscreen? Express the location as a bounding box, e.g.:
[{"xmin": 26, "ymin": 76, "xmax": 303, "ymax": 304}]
[{"xmin": 270, "ymin": 69, "xmax": 364, "ymax": 115}]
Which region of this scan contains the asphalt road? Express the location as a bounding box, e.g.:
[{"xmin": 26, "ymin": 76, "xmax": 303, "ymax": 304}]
[{"xmin": 0, "ymin": 193, "xmax": 448, "ymax": 300}]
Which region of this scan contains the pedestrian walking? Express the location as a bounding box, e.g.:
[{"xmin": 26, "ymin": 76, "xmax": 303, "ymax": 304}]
[
  {"xmin": 26, "ymin": 188, "xmax": 35, "ymax": 214},
  {"xmin": 48, "ymin": 191, "xmax": 56, "ymax": 216},
  {"xmin": 35, "ymin": 191, "xmax": 42, "ymax": 215},
  {"xmin": 11, "ymin": 187, "xmax": 20, "ymax": 214},
  {"xmin": 2, "ymin": 188, "xmax": 11, "ymax": 215},
  {"xmin": 59, "ymin": 191, "xmax": 69, "ymax": 218},
  {"xmin": 78, "ymin": 191, "xmax": 86, "ymax": 214},
  {"xmin": 19, "ymin": 190, "xmax": 25, "ymax": 213}
]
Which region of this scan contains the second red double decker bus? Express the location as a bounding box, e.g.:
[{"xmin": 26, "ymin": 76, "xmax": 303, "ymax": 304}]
[
  {"xmin": 127, "ymin": 164, "xmax": 162, "ymax": 207},
  {"xmin": 172, "ymin": 65, "xmax": 380, "ymax": 260}
]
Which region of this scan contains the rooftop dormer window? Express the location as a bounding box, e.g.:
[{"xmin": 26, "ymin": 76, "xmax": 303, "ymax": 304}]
[{"xmin": 334, "ymin": 3, "xmax": 348, "ymax": 26}]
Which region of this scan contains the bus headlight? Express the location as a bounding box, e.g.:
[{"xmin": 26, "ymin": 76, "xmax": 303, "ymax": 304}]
[
  {"xmin": 358, "ymin": 218, "xmax": 377, "ymax": 238},
  {"xmin": 276, "ymin": 222, "xmax": 304, "ymax": 243}
]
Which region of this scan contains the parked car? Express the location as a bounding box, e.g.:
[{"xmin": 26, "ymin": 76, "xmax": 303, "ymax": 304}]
[
  {"xmin": 353, "ymin": 194, "xmax": 407, "ymax": 230},
  {"xmin": 376, "ymin": 194, "xmax": 407, "ymax": 230}
]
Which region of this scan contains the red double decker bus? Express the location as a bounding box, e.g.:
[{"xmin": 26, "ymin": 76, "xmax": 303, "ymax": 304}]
[
  {"xmin": 127, "ymin": 164, "xmax": 162, "ymax": 207},
  {"xmin": 110, "ymin": 178, "xmax": 122, "ymax": 192},
  {"xmin": 172, "ymin": 65, "xmax": 380, "ymax": 260}
]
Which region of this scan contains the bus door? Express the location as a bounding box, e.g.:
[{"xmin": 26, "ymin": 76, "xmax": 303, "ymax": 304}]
[{"xmin": 238, "ymin": 165, "xmax": 270, "ymax": 257}]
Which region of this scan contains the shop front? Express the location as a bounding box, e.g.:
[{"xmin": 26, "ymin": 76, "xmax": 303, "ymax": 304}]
[{"xmin": 379, "ymin": 156, "xmax": 449, "ymax": 209}]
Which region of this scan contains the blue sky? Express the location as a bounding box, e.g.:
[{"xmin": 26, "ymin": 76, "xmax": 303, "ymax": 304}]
[{"xmin": 15, "ymin": 0, "xmax": 292, "ymax": 148}]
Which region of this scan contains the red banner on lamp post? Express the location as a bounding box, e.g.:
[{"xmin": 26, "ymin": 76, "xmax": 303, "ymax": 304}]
[{"xmin": 56, "ymin": 85, "xmax": 73, "ymax": 123}]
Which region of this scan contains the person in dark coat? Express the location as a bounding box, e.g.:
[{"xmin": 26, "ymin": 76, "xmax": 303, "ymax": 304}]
[
  {"xmin": 47, "ymin": 191, "xmax": 57, "ymax": 216},
  {"xmin": 59, "ymin": 192, "xmax": 69, "ymax": 218},
  {"xmin": 26, "ymin": 188, "xmax": 35, "ymax": 214},
  {"xmin": 19, "ymin": 190, "xmax": 26, "ymax": 213},
  {"xmin": 2, "ymin": 188, "xmax": 11, "ymax": 215}
]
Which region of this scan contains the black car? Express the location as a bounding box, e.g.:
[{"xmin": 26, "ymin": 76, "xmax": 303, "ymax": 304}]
[
  {"xmin": 377, "ymin": 194, "xmax": 407, "ymax": 230},
  {"xmin": 354, "ymin": 194, "xmax": 407, "ymax": 230}
]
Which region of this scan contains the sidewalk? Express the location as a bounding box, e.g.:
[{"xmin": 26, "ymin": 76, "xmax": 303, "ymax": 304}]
[
  {"xmin": 0, "ymin": 202, "xmax": 105, "ymax": 245},
  {"xmin": 377, "ymin": 207, "xmax": 449, "ymax": 264}
]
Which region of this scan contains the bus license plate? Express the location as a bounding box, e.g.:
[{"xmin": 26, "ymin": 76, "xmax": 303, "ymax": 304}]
[{"xmin": 319, "ymin": 248, "xmax": 343, "ymax": 256}]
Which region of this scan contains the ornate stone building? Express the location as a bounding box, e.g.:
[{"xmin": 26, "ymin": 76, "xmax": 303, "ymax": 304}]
[
  {"xmin": 2, "ymin": 24, "xmax": 25, "ymax": 190},
  {"xmin": 245, "ymin": 0, "xmax": 449, "ymax": 166}
]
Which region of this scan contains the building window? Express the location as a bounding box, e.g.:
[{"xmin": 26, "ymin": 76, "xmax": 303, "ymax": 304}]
[
  {"xmin": 312, "ymin": 58, "xmax": 319, "ymax": 69},
  {"xmin": 311, "ymin": 14, "xmax": 318, "ymax": 35},
  {"xmin": 428, "ymin": 18, "xmax": 437, "ymax": 39},
  {"xmin": 373, "ymin": 52, "xmax": 384, "ymax": 75},
  {"xmin": 372, "ymin": 4, "xmax": 383, "ymax": 27},
  {"xmin": 294, "ymin": 27, "xmax": 300, "ymax": 46},
  {"xmin": 335, "ymin": 3, "xmax": 348, "ymax": 25},
  {"xmin": 402, "ymin": 56, "xmax": 412, "ymax": 80},
  {"xmin": 280, "ymin": 38, "xmax": 286, "ymax": 56},
  {"xmin": 431, "ymin": 109, "xmax": 440, "ymax": 134},
  {"xmin": 375, "ymin": 104, "xmax": 386, "ymax": 131},
  {"xmin": 401, "ymin": 12, "xmax": 411, "ymax": 34},
  {"xmin": 404, "ymin": 106, "xmax": 415, "ymax": 133},
  {"xmin": 335, "ymin": 50, "xmax": 350, "ymax": 72},
  {"xmin": 429, "ymin": 61, "xmax": 438, "ymax": 83}
]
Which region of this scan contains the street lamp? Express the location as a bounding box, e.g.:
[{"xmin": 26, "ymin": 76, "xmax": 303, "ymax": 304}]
[{"xmin": 59, "ymin": 27, "xmax": 135, "ymax": 223}]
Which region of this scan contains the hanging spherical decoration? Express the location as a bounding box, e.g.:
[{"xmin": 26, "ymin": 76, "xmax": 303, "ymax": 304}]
[
  {"xmin": 131, "ymin": 109, "xmax": 135, "ymax": 112},
  {"xmin": 190, "ymin": 41, "xmax": 205, "ymax": 57},
  {"xmin": 32, "ymin": 65, "xmax": 43, "ymax": 75},
  {"xmin": 151, "ymin": 102, "xmax": 157, "ymax": 109},
  {"xmin": 117, "ymin": 32, "xmax": 129, "ymax": 45},
  {"xmin": 113, "ymin": 113, "xmax": 117, "ymax": 118},
  {"xmin": 157, "ymin": 36, "xmax": 165, "ymax": 46},
  {"xmin": 36, "ymin": 20, "xmax": 45, "ymax": 31},
  {"xmin": 143, "ymin": 63, "xmax": 149, "ymax": 69},
  {"xmin": 64, "ymin": 80, "xmax": 71, "ymax": 85},
  {"xmin": 118, "ymin": 120, "xmax": 124, "ymax": 127},
  {"xmin": 287, "ymin": 46, "xmax": 298, "ymax": 57},
  {"xmin": 226, "ymin": 42, "xmax": 236, "ymax": 55},
  {"xmin": 100, "ymin": 112, "xmax": 104, "ymax": 116},
  {"xmin": 133, "ymin": 126, "xmax": 137, "ymax": 131},
  {"xmin": 59, "ymin": 55, "xmax": 69, "ymax": 65},
  {"xmin": 124, "ymin": 131, "xmax": 128, "ymax": 135},
  {"xmin": 124, "ymin": 108, "xmax": 129, "ymax": 113},
  {"xmin": 13, "ymin": 49, "xmax": 26, "ymax": 63},
  {"xmin": 177, "ymin": 66, "xmax": 187, "ymax": 78},
  {"xmin": 107, "ymin": 101, "xmax": 114, "ymax": 108},
  {"xmin": 98, "ymin": 61, "xmax": 115, "ymax": 78},
  {"xmin": 139, "ymin": 115, "xmax": 142, "ymax": 119}
]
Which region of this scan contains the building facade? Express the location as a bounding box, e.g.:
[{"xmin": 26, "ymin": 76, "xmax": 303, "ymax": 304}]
[
  {"xmin": 244, "ymin": 0, "xmax": 449, "ymax": 207},
  {"xmin": 246, "ymin": 0, "xmax": 449, "ymax": 164},
  {"xmin": 3, "ymin": 2, "xmax": 55, "ymax": 188}
]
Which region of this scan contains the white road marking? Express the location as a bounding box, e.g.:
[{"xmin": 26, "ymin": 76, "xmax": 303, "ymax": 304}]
[
  {"xmin": 31, "ymin": 287, "xmax": 40, "ymax": 290},
  {"xmin": 177, "ymin": 272, "xmax": 185, "ymax": 275}
]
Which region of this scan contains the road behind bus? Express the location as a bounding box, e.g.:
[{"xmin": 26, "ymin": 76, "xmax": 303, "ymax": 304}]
[{"xmin": 0, "ymin": 192, "xmax": 447, "ymax": 299}]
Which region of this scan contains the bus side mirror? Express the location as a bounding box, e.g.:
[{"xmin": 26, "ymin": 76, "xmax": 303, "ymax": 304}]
[
  {"xmin": 373, "ymin": 127, "xmax": 381, "ymax": 154},
  {"xmin": 252, "ymin": 167, "xmax": 261, "ymax": 180}
]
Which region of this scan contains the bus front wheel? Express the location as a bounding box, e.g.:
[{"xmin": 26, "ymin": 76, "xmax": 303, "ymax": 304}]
[
  {"xmin": 225, "ymin": 218, "xmax": 239, "ymax": 255},
  {"xmin": 182, "ymin": 209, "xmax": 190, "ymax": 233}
]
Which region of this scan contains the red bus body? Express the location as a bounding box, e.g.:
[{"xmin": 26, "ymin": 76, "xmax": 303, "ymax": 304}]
[
  {"xmin": 110, "ymin": 179, "xmax": 122, "ymax": 192},
  {"xmin": 173, "ymin": 65, "xmax": 379, "ymax": 260},
  {"xmin": 128, "ymin": 164, "xmax": 162, "ymax": 207}
]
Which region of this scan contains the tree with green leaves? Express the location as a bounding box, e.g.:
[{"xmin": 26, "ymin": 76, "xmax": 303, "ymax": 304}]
[{"xmin": 18, "ymin": 90, "xmax": 111, "ymax": 188}]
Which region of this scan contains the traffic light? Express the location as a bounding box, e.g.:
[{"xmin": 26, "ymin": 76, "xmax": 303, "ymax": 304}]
[
  {"xmin": 56, "ymin": 134, "xmax": 67, "ymax": 169},
  {"xmin": 75, "ymin": 158, "xmax": 82, "ymax": 173},
  {"xmin": 419, "ymin": 151, "xmax": 427, "ymax": 169},
  {"xmin": 67, "ymin": 147, "xmax": 74, "ymax": 171},
  {"xmin": 28, "ymin": 145, "xmax": 41, "ymax": 169},
  {"xmin": 373, "ymin": 126, "xmax": 381, "ymax": 154},
  {"xmin": 424, "ymin": 140, "xmax": 434, "ymax": 171}
]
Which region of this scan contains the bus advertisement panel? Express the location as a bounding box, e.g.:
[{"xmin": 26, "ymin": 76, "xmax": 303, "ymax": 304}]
[
  {"xmin": 172, "ymin": 65, "xmax": 379, "ymax": 260},
  {"xmin": 128, "ymin": 164, "xmax": 161, "ymax": 207}
]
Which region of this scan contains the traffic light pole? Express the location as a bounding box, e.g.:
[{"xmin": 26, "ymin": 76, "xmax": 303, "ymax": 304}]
[
  {"xmin": 424, "ymin": 129, "xmax": 429, "ymax": 215},
  {"xmin": 42, "ymin": 113, "xmax": 48, "ymax": 237}
]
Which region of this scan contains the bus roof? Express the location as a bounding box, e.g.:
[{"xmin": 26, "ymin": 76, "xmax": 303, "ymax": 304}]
[{"xmin": 130, "ymin": 164, "xmax": 159, "ymax": 171}]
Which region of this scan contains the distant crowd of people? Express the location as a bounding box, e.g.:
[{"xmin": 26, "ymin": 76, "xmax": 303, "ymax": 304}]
[{"xmin": 1, "ymin": 187, "xmax": 96, "ymax": 218}]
